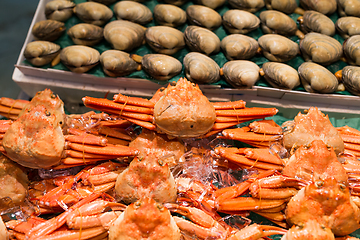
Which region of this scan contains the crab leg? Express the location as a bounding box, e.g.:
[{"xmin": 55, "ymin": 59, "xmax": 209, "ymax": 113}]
[
  {"xmin": 35, "ymin": 226, "xmax": 107, "ymax": 240},
  {"xmin": 98, "ymin": 119, "xmax": 132, "ymax": 128},
  {"xmin": 220, "ymin": 129, "xmax": 281, "ymax": 142},
  {"xmin": 215, "ymin": 107, "xmax": 278, "ymax": 117},
  {"xmin": 212, "ymin": 100, "xmax": 246, "ymax": 109},
  {"xmin": 66, "ymin": 142, "xmax": 139, "ymax": 156},
  {"xmin": 64, "ymin": 134, "xmax": 108, "ymax": 146},
  {"xmin": 97, "ymin": 126, "xmax": 132, "ymax": 141},
  {"xmin": 227, "ymin": 223, "xmax": 287, "ymax": 240},
  {"xmin": 218, "ymin": 197, "xmax": 287, "ymax": 212},
  {"xmin": 243, "ymin": 148, "xmax": 284, "ymax": 165},
  {"xmin": 249, "ymin": 120, "xmax": 283, "ymax": 134},
  {"xmin": 64, "ymin": 150, "xmax": 117, "ymax": 159},
  {"xmin": 114, "ymin": 93, "xmax": 155, "ymax": 108}
]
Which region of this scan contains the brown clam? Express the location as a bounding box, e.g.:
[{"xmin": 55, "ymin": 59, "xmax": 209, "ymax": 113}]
[
  {"xmin": 45, "ymin": 0, "xmax": 75, "ymax": 22},
  {"xmin": 265, "ymin": 0, "xmax": 299, "ymax": 14},
  {"xmin": 184, "ymin": 26, "xmax": 220, "ymax": 55},
  {"xmin": 337, "ymin": 66, "xmax": 360, "ymax": 95},
  {"xmin": 298, "ymin": 62, "xmax": 342, "ymax": 93},
  {"xmin": 145, "ymin": 26, "xmax": 185, "ymax": 55},
  {"xmin": 73, "ymin": 2, "xmax": 113, "ymax": 26},
  {"xmin": 299, "ymin": 0, "xmax": 337, "ymax": 15},
  {"xmin": 220, "ymin": 60, "xmax": 260, "ymax": 88},
  {"xmin": 67, "ymin": 23, "xmax": 104, "ymax": 46},
  {"xmin": 222, "ymin": 10, "xmax": 260, "ymax": 34},
  {"xmin": 186, "ymin": 5, "xmax": 222, "ymax": 30},
  {"xmin": 258, "ymin": 34, "xmax": 299, "ymax": 62},
  {"xmin": 153, "ymin": 4, "xmax": 187, "ymax": 27},
  {"xmin": 298, "ymin": 10, "xmax": 335, "ymax": 36},
  {"xmin": 162, "ymin": 0, "xmax": 188, "ymax": 6},
  {"xmin": 337, "ymin": 0, "xmax": 360, "ymax": 17},
  {"xmin": 32, "ymin": 19, "xmax": 65, "ymax": 41},
  {"xmin": 100, "ymin": 50, "xmax": 140, "ymax": 77},
  {"xmin": 193, "ymin": 0, "xmax": 226, "ymax": 9},
  {"xmin": 344, "ymin": 35, "xmax": 360, "ymax": 66},
  {"xmin": 113, "ymin": 1, "xmax": 153, "ymax": 25},
  {"xmin": 104, "ymin": 20, "xmax": 146, "ymax": 52},
  {"xmin": 300, "ymin": 32, "xmax": 343, "ymax": 66},
  {"xmin": 88, "ymin": 0, "xmax": 118, "ymax": 5},
  {"xmin": 132, "ymin": 54, "xmax": 182, "ymax": 81},
  {"xmin": 183, "ymin": 52, "xmax": 220, "ymax": 84},
  {"xmin": 60, "ymin": 45, "xmax": 100, "ymax": 73},
  {"xmin": 259, "ymin": 10, "xmax": 304, "ymax": 38},
  {"xmin": 260, "ymin": 62, "xmax": 300, "ymax": 90},
  {"xmin": 336, "ymin": 17, "xmax": 360, "ymax": 39},
  {"xmin": 220, "ymin": 34, "xmax": 259, "ymax": 60},
  {"xmin": 24, "ymin": 41, "xmax": 61, "ymax": 67},
  {"xmin": 228, "ymin": 0, "xmax": 265, "ymax": 13}
]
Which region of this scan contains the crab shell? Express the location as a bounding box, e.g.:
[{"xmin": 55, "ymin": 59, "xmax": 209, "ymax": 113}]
[{"xmin": 153, "ymin": 77, "xmax": 216, "ymax": 138}]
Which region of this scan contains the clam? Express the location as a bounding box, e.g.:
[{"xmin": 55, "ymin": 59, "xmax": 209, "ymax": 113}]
[
  {"xmin": 73, "ymin": 2, "xmax": 113, "ymax": 26},
  {"xmin": 186, "ymin": 5, "xmax": 222, "ymax": 30},
  {"xmin": 183, "ymin": 52, "xmax": 220, "ymax": 84},
  {"xmin": 265, "ymin": 0, "xmax": 299, "ymax": 14},
  {"xmin": 60, "ymin": 45, "xmax": 100, "ymax": 73},
  {"xmin": 113, "ymin": 1, "xmax": 153, "ymax": 25},
  {"xmin": 104, "ymin": 20, "xmax": 146, "ymax": 52},
  {"xmin": 344, "ymin": 35, "xmax": 360, "ymax": 66},
  {"xmin": 222, "ymin": 10, "xmax": 260, "ymax": 34},
  {"xmin": 228, "ymin": 0, "xmax": 265, "ymax": 13},
  {"xmin": 220, "ymin": 34, "xmax": 259, "ymax": 60},
  {"xmin": 336, "ymin": 17, "xmax": 360, "ymax": 39},
  {"xmin": 184, "ymin": 26, "xmax": 220, "ymax": 55},
  {"xmin": 259, "ymin": 10, "xmax": 304, "ymax": 38},
  {"xmin": 67, "ymin": 23, "xmax": 103, "ymax": 46},
  {"xmin": 338, "ymin": 0, "xmax": 360, "ymax": 17},
  {"xmin": 300, "ymin": 32, "xmax": 343, "ymax": 66},
  {"xmin": 88, "ymin": 0, "xmax": 118, "ymax": 5},
  {"xmin": 260, "ymin": 62, "xmax": 300, "ymax": 90},
  {"xmin": 336, "ymin": 66, "xmax": 360, "ymax": 95},
  {"xmin": 297, "ymin": 10, "xmax": 335, "ymax": 36},
  {"xmin": 258, "ymin": 34, "xmax": 299, "ymax": 62},
  {"xmin": 32, "ymin": 19, "xmax": 65, "ymax": 41},
  {"xmin": 145, "ymin": 26, "xmax": 185, "ymax": 55},
  {"xmin": 220, "ymin": 60, "xmax": 260, "ymax": 88},
  {"xmin": 24, "ymin": 41, "xmax": 61, "ymax": 67},
  {"xmin": 153, "ymin": 4, "xmax": 186, "ymax": 27},
  {"xmin": 193, "ymin": 0, "xmax": 226, "ymax": 9},
  {"xmin": 100, "ymin": 50, "xmax": 140, "ymax": 77},
  {"xmin": 132, "ymin": 54, "xmax": 182, "ymax": 81},
  {"xmin": 162, "ymin": 0, "xmax": 188, "ymax": 6},
  {"xmin": 299, "ymin": 0, "xmax": 337, "ymax": 15},
  {"xmin": 45, "ymin": 0, "xmax": 75, "ymax": 22},
  {"xmin": 298, "ymin": 62, "xmax": 342, "ymax": 93}
]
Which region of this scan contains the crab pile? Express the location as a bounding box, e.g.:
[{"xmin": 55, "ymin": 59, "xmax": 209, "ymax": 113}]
[{"xmin": 0, "ymin": 78, "xmax": 360, "ymax": 239}]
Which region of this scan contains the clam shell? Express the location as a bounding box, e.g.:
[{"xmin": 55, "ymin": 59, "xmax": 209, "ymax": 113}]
[
  {"xmin": 184, "ymin": 26, "xmax": 220, "ymax": 55},
  {"xmin": 145, "ymin": 26, "xmax": 185, "ymax": 55},
  {"xmin": 221, "ymin": 60, "xmax": 260, "ymax": 88},
  {"xmin": 193, "ymin": 0, "xmax": 226, "ymax": 9},
  {"xmin": 113, "ymin": 1, "xmax": 153, "ymax": 25},
  {"xmin": 32, "ymin": 20, "xmax": 65, "ymax": 41},
  {"xmin": 342, "ymin": 66, "xmax": 360, "ymax": 95},
  {"xmin": 45, "ymin": 0, "xmax": 75, "ymax": 22},
  {"xmin": 186, "ymin": 5, "xmax": 222, "ymax": 30},
  {"xmin": 67, "ymin": 23, "xmax": 104, "ymax": 46},
  {"xmin": 60, "ymin": 45, "xmax": 100, "ymax": 73},
  {"xmin": 298, "ymin": 62, "xmax": 339, "ymax": 93},
  {"xmin": 228, "ymin": 0, "xmax": 265, "ymax": 13},
  {"xmin": 88, "ymin": 0, "xmax": 118, "ymax": 6},
  {"xmin": 24, "ymin": 41, "xmax": 61, "ymax": 67},
  {"xmin": 100, "ymin": 50, "xmax": 139, "ymax": 77},
  {"xmin": 261, "ymin": 62, "xmax": 300, "ymax": 89},
  {"xmin": 162, "ymin": 0, "xmax": 189, "ymax": 6},
  {"xmin": 258, "ymin": 34, "xmax": 299, "ymax": 62},
  {"xmin": 183, "ymin": 52, "xmax": 220, "ymax": 84},
  {"xmin": 222, "ymin": 10, "xmax": 260, "ymax": 34},
  {"xmin": 221, "ymin": 34, "xmax": 259, "ymax": 60},
  {"xmin": 299, "ymin": 10, "xmax": 335, "ymax": 36},
  {"xmin": 104, "ymin": 20, "xmax": 146, "ymax": 52},
  {"xmin": 74, "ymin": 2, "xmax": 113, "ymax": 26},
  {"xmin": 344, "ymin": 35, "xmax": 360, "ymax": 66},
  {"xmin": 153, "ymin": 4, "xmax": 186, "ymax": 27},
  {"xmin": 259, "ymin": 10, "xmax": 298, "ymax": 36},
  {"xmin": 336, "ymin": 17, "xmax": 360, "ymax": 39},
  {"xmin": 300, "ymin": 32, "xmax": 343, "ymax": 65},
  {"xmin": 338, "ymin": 0, "xmax": 360, "ymax": 17},
  {"xmin": 141, "ymin": 54, "xmax": 182, "ymax": 81},
  {"xmin": 299, "ymin": 0, "xmax": 337, "ymax": 15},
  {"xmin": 265, "ymin": 0, "xmax": 298, "ymax": 14}
]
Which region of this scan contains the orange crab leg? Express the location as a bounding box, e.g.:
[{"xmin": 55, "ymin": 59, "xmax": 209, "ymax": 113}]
[
  {"xmin": 212, "ymin": 100, "xmax": 246, "ymax": 110},
  {"xmin": 66, "ymin": 142, "xmax": 139, "ymax": 156},
  {"xmin": 249, "ymin": 120, "xmax": 282, "ymax": 135},
  {"xmin": 340, "ymin": 135, "xmax": 360, "ymax": 144},
  {"xmin": 214, "ymin": 181, "xmax": 252, "ymax": 204},
  {"xmin": 114, "ymin": 93, "xmax": 155, "ymax": 108},
  {"xmin": 337, "ymin": 126, "xmax": 360, "ymax": 136},
  {"xmin": 218, "ymin": 197, "xmax": 287, "ymax": 212},
  {"xmin": 35, "ymin": 226, "xmax": 107, "ymax": 240},
  {"xmin": 0, "ymin": 97, "xmax": 29, "ymax": 109},
  {"xmin": 250, "ymin": 187, "xmax": 299, "ymax": 199},
  {"xmin": 121, "ymin": 117, "xmax": 156, "ymax": 130},
  {"xmin": 244, "ymin": 148, "xmax": 284, "ymax": 165},
  {"xmin": 211, "ymin": 122, "xmax": 241, "ymax": 130},
  {"xmin": 61, "ymin": 157, "xmax": 109, "ymax": 165},
  {"xmin": 215, "ymin": 116, "xmax": 256, "ymax": 123},
  {"xmin": 98, "ymin": 119, "xmax": 132, "ymax": 128},
  {"xmin": 227, "ymin": 224, "xmax": 287, "ymax": 240},
  {"xmin": 65, "ymin": 134, "xmax": 108, "ymax": 146},
  {"xmin": 344, "ymin": 142, "xmax": 360, "ymax": 151},
  {"xmin": 220, "ymin": 129, "xmax": 281, "ymax": 142},
  {"xmin": 0, "ymin": 119, "xmax": 12, "ymax": 132},
  {"xmin": 0, "ymin": 105, "xmax": 22, "ymax": 116},
  {"xmin": 98, "ymin": 126, "xmax": 132, "ymax": 141},
  {"xmin": 344, "ymin": 149, "xmax": 360, "ymax": 157},
  {"xmin": 215, "ymin": 107, "xmax": 278, "ymax": 117},
  {"xmin": 105, "ymin": 136, "xmax": 129, "ymax": 146},
  {"xmin": 65, "ymin": 150, "xmax": 116, "ymax": 159}
]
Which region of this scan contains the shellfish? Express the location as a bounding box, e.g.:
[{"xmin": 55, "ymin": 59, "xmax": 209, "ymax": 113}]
[
  {"xmin": 186, "ymin": 5, "xmax": 222, "ymax": 30},
  {"xmin": 220, "ymin": 34, "xmax": 259, "ymax": 60},
  {"xmin": 336, "ymin": 66, "xmax": 360, "ymax": 96},
  {"xmin": 24, "ymin": 41, "xmax": 61, "ymax": 67},
  {"xmin": 73, "ymin": 2, "xmax": 113, "ymax": 26},
  {"xmin": 60, "ymin": 45, "xmax": 100, "ymax": 73},
  {"xmin": 297, "ymin": 10, "xmax": 335, "ymax": 36},
  {"xmin": 32, "ymin": 19, "xmax": 65, "ymax": 42},
  {"xmin": 260, "ymin": 62, "xmax": 300, "ymax": 90},
  {"xmin": 113, "ymin": 1, "xmax": 153, "ymax": 25},
  {"xmin": 145, "ymin": 26, "xmax": 185, "ymax": 55},
  {"xmin": 100, "ymin": 50, "xmax": 140, "ymax": 77},
  {"xmin": 45, "ymin": 0, "xmax": 75, "ymax": 22},
  {"xmin": 183, "ymin": 52, "xmax": 220, "ymax": 84},
  {"xmin": 228, "ymin": 0, "xmax": 265, "ymax": 13},
  {"xmin": 153, "ymin": 4, "xmax": 186, "ymax": 27},
  {"xmin": 343, "ymin": 35, "xmax": 360, "ymax": 66},
  {"xmin": 222, "ymin": 9, "xmax": 260, "ymax": 34},
  {"xmin": 299, "ymin": 0, "xmax": 337, "ymax": 15},
  {"xmin": 258, "ymin": 34, "xmax": 299, "ymax": 62},
  {"xmin": 337, "ymin": 0, "xmax": 360, "ymax": 17},
  {"xmin": 184, "ymin": 25, "xmax": 220, "ymax": 55},
  {"xmin": 220, "ymin": 60, "xmax": 260, "ymax": 88},
  {"xmin": 193, "ymin": 0, "xmax": 226, "ymax": 9},
  {"xmin": 265, "ymin": 0, "xmax": 299, "ymax": 14},
  {"xmin": 336, "ymin": 16, "xmax": 360, "ymax": 39},
  {"xmin": 67, "ymin": 23, "xmax": 104, "ymax": 46}
]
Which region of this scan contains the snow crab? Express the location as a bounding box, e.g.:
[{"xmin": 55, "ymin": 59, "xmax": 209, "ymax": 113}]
[
  {"xmin": 0, "ymin": 89, "xmax": 139, "ymax": 169},
  {"xmin": 82, "ymin": 77, "xmax": 279, "ymax": 138}
]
